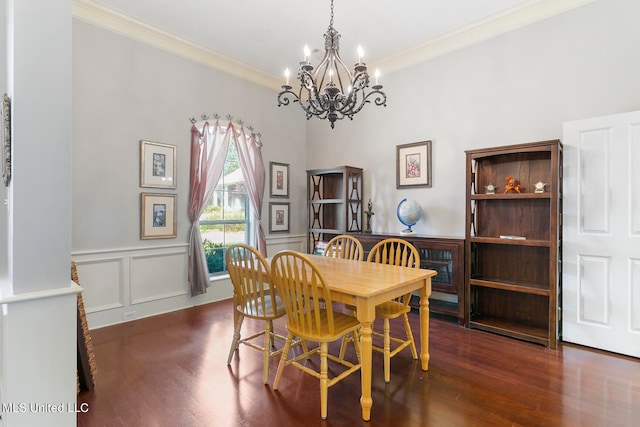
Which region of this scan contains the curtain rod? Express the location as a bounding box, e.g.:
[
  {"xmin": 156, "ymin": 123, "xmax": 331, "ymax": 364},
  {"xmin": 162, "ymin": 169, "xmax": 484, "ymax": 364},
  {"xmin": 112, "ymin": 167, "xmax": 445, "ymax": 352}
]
[{"xmin": 189, "ymin": 113, "xmax": 261, "ymax": 139}]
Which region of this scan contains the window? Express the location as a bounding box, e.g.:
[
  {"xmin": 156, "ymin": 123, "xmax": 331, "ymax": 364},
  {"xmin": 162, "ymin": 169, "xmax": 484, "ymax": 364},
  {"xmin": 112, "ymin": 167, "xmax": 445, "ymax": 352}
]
[{"xmin": 199, "ymin": 137, "xmax": 250, "ymax": 275}]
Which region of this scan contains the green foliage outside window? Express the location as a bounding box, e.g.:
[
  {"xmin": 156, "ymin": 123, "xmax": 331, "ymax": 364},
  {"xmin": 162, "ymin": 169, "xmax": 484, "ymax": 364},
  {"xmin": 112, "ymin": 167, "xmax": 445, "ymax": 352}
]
[{"xmin": 203, "ymin": 239, "xmax": 231, "ymax": 274}]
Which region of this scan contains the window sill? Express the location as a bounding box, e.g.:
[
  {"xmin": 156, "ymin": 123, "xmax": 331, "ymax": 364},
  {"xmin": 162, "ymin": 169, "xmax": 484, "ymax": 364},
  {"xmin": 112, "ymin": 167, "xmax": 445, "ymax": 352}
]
[{"xmin": 209, "ymin": 273, "xmax": 230, "ymax": 283}]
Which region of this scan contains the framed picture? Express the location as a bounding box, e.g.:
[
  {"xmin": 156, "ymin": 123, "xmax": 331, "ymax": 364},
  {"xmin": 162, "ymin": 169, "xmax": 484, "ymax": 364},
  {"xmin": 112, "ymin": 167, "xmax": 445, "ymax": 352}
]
[
  {"xmin": 396, "ymin": 140, "xmax": 432, "ymax": 188},
  {"xmin": 269, "ymin": 202, "xmax": 290, "ymax": 233},
  {"xmin": 140, "ymin": 193, "xmax": 177, "ymax": 239},
  {"xmin": 270, "ymin": 161, "xmax": 289, "ymax": 197},
  {"xmin": 2, "ymin": 94, "xmax": 11, "ymax": 187},
  {"xmin": 140, "ymin": 140, "xmax": 176, "ymax": 189}
]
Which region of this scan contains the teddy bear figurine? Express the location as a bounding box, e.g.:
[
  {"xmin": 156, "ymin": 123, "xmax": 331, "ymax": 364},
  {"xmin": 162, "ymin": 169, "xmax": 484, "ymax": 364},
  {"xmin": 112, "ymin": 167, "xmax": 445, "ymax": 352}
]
[{"xmin": 504, "ymin": 176, "xmax": 521, "ymax": 194}]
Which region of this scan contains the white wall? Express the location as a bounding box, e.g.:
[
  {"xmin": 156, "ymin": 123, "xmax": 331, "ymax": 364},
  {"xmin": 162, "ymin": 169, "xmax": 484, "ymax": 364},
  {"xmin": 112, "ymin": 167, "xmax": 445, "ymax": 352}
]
[
  {"xmin": 306, "ymin": 0, "xmax": 640, "ymax": 237},
  {"xmin": 72, "ymin": 20, "xmax": 307, "ymax": 328}
]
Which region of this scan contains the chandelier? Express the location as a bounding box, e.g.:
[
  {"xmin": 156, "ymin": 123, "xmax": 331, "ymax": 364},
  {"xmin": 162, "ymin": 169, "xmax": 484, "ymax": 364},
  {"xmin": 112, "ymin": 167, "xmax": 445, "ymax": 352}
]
[{"xmin": 277, "ymin": 0, "xmax": 387, "ymax": 129}]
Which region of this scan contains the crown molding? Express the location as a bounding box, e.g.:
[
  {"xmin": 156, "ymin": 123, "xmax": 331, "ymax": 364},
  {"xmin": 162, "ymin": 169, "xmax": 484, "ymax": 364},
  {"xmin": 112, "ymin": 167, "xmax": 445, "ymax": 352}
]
[
  {"xmin": 72, "ymin": 0, "xmax": 283, "ymax": 91},
  {"xmin": 373, "ymin": 0, "xmax": 595, "ymax": 73},
  {"xmin": 73, "ymin": 0, "xmax": 594, "ymax": 90}
]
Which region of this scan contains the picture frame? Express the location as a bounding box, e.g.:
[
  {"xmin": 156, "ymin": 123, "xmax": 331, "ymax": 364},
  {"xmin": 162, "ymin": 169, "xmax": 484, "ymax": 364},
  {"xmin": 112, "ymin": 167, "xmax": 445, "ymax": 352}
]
[
  {"xmin": 269, "ymin": 161, "xmax": 289, "ymax": 197},
  {"xmin": 396, "ymin": 140, "xmax": 432, "ymax": 188},
  {"xmin": 2, "ymin": 94, "xmax": 11, "ymax": 187},
  {"xmin": 269, "ymin": 202, "xmax": 290, "ymax": 233},
  {"xmin": 140, "ymin": 140, "xmax": 176, "ymax": 189},
  {"xmin": 140, "ymin": 193, "xmax": 177, "ymax": 239}
]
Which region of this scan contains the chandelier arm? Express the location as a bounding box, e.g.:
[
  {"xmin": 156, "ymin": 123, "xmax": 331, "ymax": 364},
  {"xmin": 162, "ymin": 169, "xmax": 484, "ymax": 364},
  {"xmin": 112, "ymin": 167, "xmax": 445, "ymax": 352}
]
[
  {"xmin": 332, "ymin": 53, "xmax": 355, "ymax": 95},
  {"xmin": 312, "ymin": 52, "xmax": 332, "ymax": 84},
  {"xmin": 352, "ymin": 70, "xmax": 369, "ymax": 90},
  {"xmin": 277, "ymin": 87, "xmax": 299, "ymax": 107},
  {"xmin": 352, "ymin": 89, "xmax": 387, "ymax": 114},
  {"xmin": 336, "ymin": 93, "xmax": 364, "ymax": 117},
  {"xmin": 370, "ymin": 90, "xmax": 388, "ymax": 107},
  {"xmin": 304, "ymin": 86, "xmax": 330, "ymax": 116},
  {"xmin": 298, "ymin": 70, "xmax": 330, "ymax": 115},
  {"xmin": 334, "ymin": 84, "xmax": 385, "ymax": 117},
  {"xmin": 335, "ymin": 70, "xmax": 369, "ymax": 113},
  {"xmin": 305, "ymin": 95, "xmax": 330, "ymax": 118}
]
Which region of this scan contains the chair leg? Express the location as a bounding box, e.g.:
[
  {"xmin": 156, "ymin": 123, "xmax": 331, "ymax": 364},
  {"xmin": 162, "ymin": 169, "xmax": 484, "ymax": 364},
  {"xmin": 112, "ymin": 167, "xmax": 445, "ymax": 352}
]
[
  {"xmin": 320, "ymin": 341, "xmax": 329, "ymax": 420},
  {"xmin": 403, "ymin": 313, "xmax": 418, "ymax": 360},
  {"xmin": 268, "ymin": 320, "xmax": 275, "ymax": 349},
  {"xmin": 352, "ymin": 330, "xmax": 361, "ymax": 363},
  {"xmin": 338, "ymin": 335, "xmax": 349, "ymax": 360},
  {"xmin": 227, "ymin": 312, "xmax": 244, "ymax": 365},
  {"xmin": 263, "ymin": 320, "xmax": 272, "ymax": 384},
  {"xmin": 383, "ymin": 318, "xmax": 391, "ymax": 383},
  {"xmin": 338, "ymin": 310, "xmax": 360, "ymax": 360},
  {"xmin": 273, "ymin": 333, "xmax": 294, "ymax": 390}
]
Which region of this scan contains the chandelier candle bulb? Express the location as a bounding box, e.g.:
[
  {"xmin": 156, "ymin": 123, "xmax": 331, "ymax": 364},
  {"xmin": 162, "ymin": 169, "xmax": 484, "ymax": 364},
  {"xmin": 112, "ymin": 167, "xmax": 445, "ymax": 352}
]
[
  {"xmin": 357, "ymin": 45, "xmax": 364, "ymax": 64},
  {"xmin": 304, "ymin": 45, "xmax": 311, "ymax": 64},
  {"xmin": 375, "ymin": 69, "xmax": 380, "ymax": 86},
  {"xmin": 284, "ymin": 68, "xmax": 290, "ymax": 86}
]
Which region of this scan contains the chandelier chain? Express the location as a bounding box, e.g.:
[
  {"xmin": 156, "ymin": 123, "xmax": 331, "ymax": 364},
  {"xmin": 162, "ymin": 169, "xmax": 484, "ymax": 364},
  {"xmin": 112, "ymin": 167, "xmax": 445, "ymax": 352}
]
[{"xmin": 329, "ymin": 0, "xmax": 334, "ymax": 31}]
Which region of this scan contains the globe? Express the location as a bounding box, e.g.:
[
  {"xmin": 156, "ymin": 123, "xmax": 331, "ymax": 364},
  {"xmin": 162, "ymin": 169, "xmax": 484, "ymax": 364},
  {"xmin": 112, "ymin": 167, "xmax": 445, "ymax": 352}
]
[{"xmin": 396, "ymin": 198, "xmax": 423, "ymax": 234}]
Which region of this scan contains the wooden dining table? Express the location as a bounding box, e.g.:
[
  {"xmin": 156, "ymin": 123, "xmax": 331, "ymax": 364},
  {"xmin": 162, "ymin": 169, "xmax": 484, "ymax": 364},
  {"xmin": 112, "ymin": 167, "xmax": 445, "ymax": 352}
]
[{"xmin": 302, "ymin": 254, "xmax": 437, "ymax": 421}]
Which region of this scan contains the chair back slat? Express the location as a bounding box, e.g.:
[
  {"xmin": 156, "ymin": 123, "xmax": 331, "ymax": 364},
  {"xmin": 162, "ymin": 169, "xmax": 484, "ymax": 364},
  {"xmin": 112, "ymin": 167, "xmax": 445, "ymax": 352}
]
[
  {"xmin": 367, "ymin": 238, "xmax": 420, "ymax": 306},
  {"xmin": 323, "ymin": 235, "xmax": 364, "ymax": 261},
  {"xmin": 271, "ymin": 251, "xmax": 335, "ymax": 336},
  {"xmin": 226, "ymin": 244, "xmax": 280, "ymax": 319}
]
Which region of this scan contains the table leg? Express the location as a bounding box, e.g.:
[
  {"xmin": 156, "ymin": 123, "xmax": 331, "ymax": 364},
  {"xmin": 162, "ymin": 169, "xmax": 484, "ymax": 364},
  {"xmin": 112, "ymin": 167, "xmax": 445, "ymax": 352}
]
[
  {"xmin": 357, "ymin": 302, "xmax": 375, "ymax": 421},
  {"xmin": 419, "ymin": 278, "xmax": 431, "ymax": 371}
]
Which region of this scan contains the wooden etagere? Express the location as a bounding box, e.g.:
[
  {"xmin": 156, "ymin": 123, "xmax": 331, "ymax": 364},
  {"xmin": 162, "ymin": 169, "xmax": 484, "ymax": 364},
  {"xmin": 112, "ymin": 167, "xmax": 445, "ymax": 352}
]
[
  {"xmin": 465, "ymin": 140, "xmax": 562, "ymax": 348},
  {"xmin": 307, "ymin": 166, "xmax": 363, "ymax": 253}
]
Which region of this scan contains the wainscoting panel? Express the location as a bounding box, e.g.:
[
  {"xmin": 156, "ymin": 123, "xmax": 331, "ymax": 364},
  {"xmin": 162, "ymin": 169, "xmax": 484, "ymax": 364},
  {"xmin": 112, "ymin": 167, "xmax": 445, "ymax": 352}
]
[
  {"xmin": 74, "ymin": 257, "xmax": 125, "ymax": 313},
  {"xmin": 130, "ymin": 250, "xmax": 188, "ymax": 304},
  {"xmin": 73, "ymin": 234, "xmax": 305, "ymax": 329}
]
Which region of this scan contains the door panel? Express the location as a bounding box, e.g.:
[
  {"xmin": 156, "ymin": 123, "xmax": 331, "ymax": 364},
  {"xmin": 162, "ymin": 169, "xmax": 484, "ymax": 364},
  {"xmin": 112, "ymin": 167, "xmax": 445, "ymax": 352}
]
[
  {"xmin": 579, "ymin": 255, "xmax": 609, "ymax": 325},
  {"xmin": 563, "ymin": 111, "xmax": 640, "ymax": 358}
]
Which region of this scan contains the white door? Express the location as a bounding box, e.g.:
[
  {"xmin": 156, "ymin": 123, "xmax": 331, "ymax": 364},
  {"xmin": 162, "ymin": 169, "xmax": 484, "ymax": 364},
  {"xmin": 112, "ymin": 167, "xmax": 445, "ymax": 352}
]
[{"xmin": 562, "ymin": 110, "xmax": 640, "ymax": 358}]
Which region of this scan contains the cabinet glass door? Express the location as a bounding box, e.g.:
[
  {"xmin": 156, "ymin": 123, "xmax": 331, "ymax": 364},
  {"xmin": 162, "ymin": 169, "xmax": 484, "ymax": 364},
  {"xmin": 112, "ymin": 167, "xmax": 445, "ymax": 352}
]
[{"xmin": 418, "ymin": 248, "xmax": 453, "ymax": 288}]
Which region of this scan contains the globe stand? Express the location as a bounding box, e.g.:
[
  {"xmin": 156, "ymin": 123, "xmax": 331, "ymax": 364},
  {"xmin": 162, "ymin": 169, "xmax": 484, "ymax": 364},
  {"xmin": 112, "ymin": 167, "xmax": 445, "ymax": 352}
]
[{"xmin": 400, "ymin": 227, "xmax": 416, "ymax": 234}]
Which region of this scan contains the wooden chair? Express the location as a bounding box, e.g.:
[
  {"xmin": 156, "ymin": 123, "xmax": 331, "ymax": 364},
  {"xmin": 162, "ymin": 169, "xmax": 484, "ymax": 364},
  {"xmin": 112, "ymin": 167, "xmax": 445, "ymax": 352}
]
[
  {"xmin": 322, "ymin": 234, "xmax": 364, "ymax": 359},
  {"xmin": 226, "ymin": 243, "xmax": 287, "ymax": 384},
  {"xmin": 368, "ymin": 238, "xmax": 420, "ymax": 383},
  {"xmin": 322, "ymin": 234, "xmax": 364, "ymax": 261},
  {"xmin": 271, "ymin": 251, "xmax": 361, "ymax": 420}
]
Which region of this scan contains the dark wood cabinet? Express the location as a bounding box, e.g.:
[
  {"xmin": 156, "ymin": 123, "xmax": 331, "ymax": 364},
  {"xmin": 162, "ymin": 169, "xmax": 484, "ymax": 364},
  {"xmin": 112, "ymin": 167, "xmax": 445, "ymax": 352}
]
[
  {"xmin": 307, "ymin": 166, "xmax": 363, "ymax": 253},
  {"xmin": 465, "ymin": 140, "xmax": 562, "ymax": 348},
  {"xmin": 352, "ymin": 233, "xmax": 465, "ymax": 324}
]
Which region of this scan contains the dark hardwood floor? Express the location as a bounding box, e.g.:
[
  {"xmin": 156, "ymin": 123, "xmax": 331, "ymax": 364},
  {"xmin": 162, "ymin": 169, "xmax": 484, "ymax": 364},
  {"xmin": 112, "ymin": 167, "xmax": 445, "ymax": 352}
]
[{"xmin": 77, "ymin": 299, "xmax": 640, "ymax": 427}]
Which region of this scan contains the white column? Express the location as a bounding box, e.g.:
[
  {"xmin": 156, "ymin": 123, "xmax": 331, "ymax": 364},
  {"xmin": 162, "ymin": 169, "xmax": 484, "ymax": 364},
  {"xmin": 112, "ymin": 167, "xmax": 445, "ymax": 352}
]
[{"xmin": 1, "ymin": 0, "xmax": 78, "ymax": 426}]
